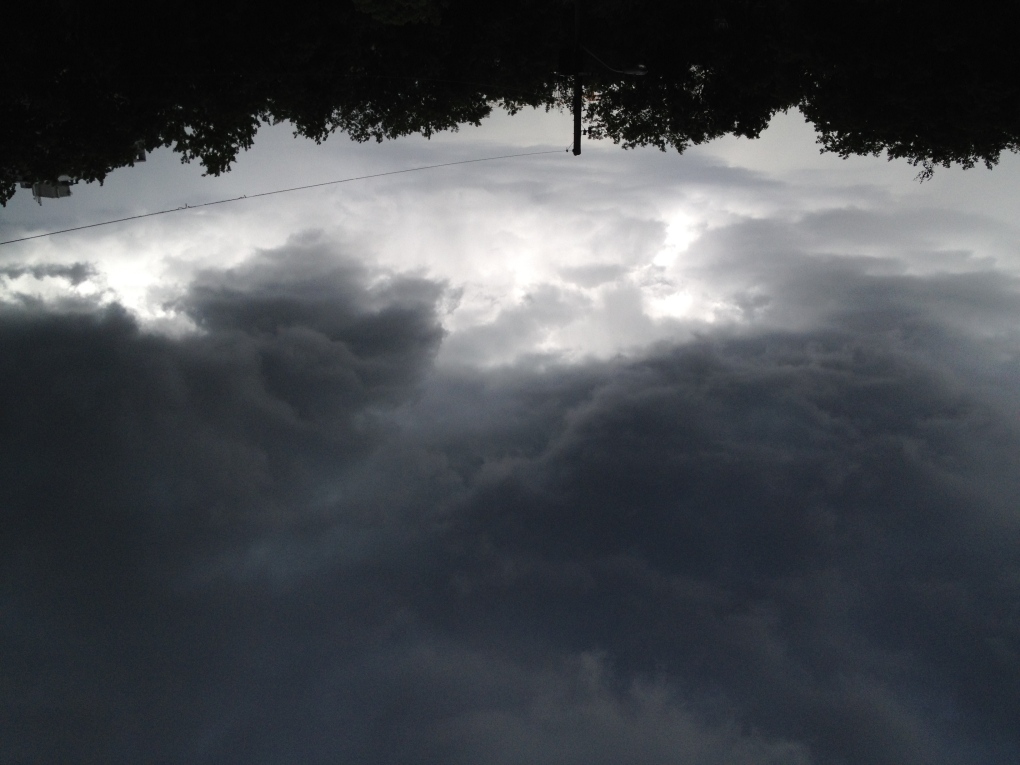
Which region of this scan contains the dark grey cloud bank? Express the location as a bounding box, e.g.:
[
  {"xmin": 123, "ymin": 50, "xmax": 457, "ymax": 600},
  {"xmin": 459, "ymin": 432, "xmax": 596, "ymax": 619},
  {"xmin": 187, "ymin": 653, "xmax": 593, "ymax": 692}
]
[{"xmin": 3, "ymin": 226, "xmax": 1020, "ymax": 765}]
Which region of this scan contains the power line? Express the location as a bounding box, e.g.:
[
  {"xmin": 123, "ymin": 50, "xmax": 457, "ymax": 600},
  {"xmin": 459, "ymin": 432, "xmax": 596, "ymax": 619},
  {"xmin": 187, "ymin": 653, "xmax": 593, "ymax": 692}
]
[{"xmin": 0, "ymin": 149, "xmax": 563, "ymax": 247}]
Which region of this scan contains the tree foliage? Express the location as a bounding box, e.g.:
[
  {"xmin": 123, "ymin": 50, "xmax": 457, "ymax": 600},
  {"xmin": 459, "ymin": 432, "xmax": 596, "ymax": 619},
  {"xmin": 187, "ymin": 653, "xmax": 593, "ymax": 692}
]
[{"xmin": 3, "ymin": 0, "xmax": 1019, "ymax": 204}]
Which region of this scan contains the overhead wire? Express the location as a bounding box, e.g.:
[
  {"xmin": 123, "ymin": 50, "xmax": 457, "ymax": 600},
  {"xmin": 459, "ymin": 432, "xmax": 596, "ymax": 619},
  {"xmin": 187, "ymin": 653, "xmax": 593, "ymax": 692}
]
[{"xmin": 0, "ymin": 148, "xmax": 563, "ymax": 247}]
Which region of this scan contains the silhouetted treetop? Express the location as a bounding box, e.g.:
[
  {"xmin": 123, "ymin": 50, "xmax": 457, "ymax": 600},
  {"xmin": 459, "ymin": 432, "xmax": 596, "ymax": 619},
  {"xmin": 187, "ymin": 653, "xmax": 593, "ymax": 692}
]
[{"xmin": 4, "ymin": 0, "xmax": 1019, "ymax": 203}]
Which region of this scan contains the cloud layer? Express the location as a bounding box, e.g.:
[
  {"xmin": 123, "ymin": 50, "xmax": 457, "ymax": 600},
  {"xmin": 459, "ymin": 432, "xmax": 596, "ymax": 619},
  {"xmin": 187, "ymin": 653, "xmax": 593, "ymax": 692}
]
[{"xmin": 3, "ymin": 210, "xmax": 1020, "ymax": 764}]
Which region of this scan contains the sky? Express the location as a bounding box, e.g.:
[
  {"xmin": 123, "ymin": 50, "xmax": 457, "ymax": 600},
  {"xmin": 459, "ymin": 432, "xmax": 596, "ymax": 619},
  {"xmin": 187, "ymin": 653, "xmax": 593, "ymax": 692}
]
[{"xmin": 2, "ymin": 106, "xmax": 1020, "ymax": 764}]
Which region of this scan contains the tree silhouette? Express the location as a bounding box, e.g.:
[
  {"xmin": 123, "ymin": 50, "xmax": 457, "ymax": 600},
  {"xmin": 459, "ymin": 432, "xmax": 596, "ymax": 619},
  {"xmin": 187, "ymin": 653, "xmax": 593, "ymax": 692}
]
[{"xmin": 3, "ymin": 0, "xmax": 1019, "ymax": 204}]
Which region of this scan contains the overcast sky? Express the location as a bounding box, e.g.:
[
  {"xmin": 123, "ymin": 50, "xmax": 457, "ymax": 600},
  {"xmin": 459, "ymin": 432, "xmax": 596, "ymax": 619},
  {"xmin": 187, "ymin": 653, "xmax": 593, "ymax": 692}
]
[{"xmin": 2, "ymin": 107, "xmax": 1019, "ymax": 764}]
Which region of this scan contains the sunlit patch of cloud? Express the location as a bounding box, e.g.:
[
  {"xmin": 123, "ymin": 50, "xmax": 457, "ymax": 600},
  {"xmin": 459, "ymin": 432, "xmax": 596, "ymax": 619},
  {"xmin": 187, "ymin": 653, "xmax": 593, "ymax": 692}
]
[
  {"xmin": 652, "ymin": 211, "xmax": 698, "ymax": 267},
  {"xmin": 0, "ymin": 260, "xmax": 110, "ymax": 307},
  {"xmin": 5, "ymin": 107, "xmax": 1020, "ymax": 366}
]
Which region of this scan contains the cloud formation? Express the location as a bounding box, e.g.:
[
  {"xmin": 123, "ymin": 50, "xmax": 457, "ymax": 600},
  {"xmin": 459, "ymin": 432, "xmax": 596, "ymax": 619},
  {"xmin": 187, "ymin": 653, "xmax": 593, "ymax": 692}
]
[{"xmin": 3, "ymin": 214, "xmax": 1020, "ymax": 765}]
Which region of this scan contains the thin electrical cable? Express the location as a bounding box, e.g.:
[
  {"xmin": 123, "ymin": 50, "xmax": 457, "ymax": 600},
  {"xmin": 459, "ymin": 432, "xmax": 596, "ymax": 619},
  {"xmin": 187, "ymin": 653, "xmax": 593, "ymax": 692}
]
[{"xmin": 0, "ymin": 148, "xmax": 563, "ymax": 247}]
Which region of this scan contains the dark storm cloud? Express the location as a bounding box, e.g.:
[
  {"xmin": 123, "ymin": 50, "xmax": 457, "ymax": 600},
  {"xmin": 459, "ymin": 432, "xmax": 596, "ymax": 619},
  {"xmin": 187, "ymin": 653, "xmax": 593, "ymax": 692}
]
[
  {"xmin": 407, "ymin": 336, "xmax": 1019, "ymax": 765},
  {"xmin": 0, "ymin": 236, "xmax": 447, "ymax": 762},
  {"xmin": 3, "ymin": 226, "xmax": 1020, "ymax": 764},
  {"xmin": 0, "ymin": 265, "xmax": 95, "ymax": 285},
  {"xmin": 0, "ymin": 261, "xmax": 96, "ymax": 285}
]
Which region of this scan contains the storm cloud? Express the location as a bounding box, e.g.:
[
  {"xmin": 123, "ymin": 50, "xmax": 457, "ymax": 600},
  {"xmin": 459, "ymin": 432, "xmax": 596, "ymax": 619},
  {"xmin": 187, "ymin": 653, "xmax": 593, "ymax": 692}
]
[{"xmin": 3, "ymin": 214, "xmax": 1019, "ymax": 765}]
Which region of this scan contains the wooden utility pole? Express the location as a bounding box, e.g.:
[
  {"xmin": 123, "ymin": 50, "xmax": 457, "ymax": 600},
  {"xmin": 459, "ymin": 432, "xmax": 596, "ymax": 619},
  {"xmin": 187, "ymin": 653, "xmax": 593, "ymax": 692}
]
[{"xmin": 573, "ymin": 0, "xmax": 582, "ymax": 155}]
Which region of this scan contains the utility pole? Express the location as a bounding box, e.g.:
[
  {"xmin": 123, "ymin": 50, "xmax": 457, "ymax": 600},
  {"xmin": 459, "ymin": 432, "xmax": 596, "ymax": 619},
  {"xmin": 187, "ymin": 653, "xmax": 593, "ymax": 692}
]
[
  {"xmin": 573, "ymin": 0, "xmax": 582, "ymax": 155},
  {"xmin": 570, "ymin": 0, "xmax": 646, "ymax": 155}
]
